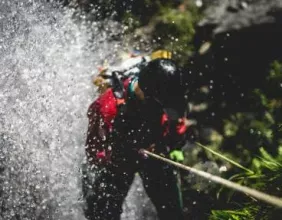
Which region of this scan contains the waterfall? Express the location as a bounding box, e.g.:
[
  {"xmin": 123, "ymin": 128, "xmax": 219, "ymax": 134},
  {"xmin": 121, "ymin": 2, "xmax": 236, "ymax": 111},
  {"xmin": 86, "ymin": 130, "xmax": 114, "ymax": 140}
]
[{"xmin": 0, "ymin": 1, "xmax": 157, "ymax": 219}]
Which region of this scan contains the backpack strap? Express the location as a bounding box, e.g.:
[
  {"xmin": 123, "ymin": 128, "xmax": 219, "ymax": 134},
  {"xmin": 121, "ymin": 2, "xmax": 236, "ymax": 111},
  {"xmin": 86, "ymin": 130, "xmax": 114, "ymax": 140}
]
[
  {"xmin": 111, "ymin": 71, "xmax": 134, "ymax": 109},
  {"xmin": 111, "ymin": 71, "xmax": 124, "ymax": 99}
]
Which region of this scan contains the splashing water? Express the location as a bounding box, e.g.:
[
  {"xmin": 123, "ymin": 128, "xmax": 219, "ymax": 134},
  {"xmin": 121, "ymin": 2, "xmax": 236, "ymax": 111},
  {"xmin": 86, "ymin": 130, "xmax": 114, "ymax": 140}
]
[
  {"xmin": 0, "ymin": 0, "xmax": 114, "ymax": 219},
  {"xmin": 0, "ymin": 1, "xmax": 157, "ymax": 219}
]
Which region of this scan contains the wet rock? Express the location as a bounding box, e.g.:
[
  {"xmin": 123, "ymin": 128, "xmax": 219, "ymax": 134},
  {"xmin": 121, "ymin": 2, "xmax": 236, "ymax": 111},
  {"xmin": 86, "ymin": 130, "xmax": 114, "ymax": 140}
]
[
  {"xmin": 189, "ymin": 0, "xmax": 282, "ymax": 122},
  {"xmin": 198, "ymin": 0, "xmax": 282, "ymax": 36},
  {"xmin": 122, "ymin": 174, "xmax": 158, "ymax": 220}
]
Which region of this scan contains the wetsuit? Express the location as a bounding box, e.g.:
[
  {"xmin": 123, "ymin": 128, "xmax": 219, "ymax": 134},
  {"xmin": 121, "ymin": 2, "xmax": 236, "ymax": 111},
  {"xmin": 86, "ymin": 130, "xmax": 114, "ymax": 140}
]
[{"xmin": 83, "ymin": 77, "xmax": 184, "ymax": 220}]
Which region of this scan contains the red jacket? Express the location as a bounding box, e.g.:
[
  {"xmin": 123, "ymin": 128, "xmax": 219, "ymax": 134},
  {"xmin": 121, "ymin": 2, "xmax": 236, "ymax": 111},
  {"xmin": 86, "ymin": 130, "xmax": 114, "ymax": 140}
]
[
  {"xmin": 85, "ymin": 78, "xmax": 131, "ymax": 163},
  {"xmin": 85, "ymin": 88, "xmax": 118, "ymax": 163},
  {"xmin": 85, "ymin": 79, "xmax": 187, "ymax": 165}
]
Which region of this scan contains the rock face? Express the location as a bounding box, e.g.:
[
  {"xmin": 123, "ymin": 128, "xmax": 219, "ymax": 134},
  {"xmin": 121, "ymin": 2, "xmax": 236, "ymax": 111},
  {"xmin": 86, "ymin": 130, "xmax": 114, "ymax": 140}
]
[
  {"xmin": 198, "ymin": 0, "xmax": 282, "ymax": 36},
  {"xmin": 189, "ymin": 0, "xmax": 282, "ymax": 124}
]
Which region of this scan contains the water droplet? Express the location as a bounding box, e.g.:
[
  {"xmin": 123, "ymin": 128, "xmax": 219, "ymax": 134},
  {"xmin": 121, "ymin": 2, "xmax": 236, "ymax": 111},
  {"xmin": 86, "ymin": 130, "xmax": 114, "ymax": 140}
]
[
  {"xmin": 195, "ymin": 0, "xmax": 203, "ymax": 7},
  {"xmin": 219, "ymin": 166, "xmax": 227, "ymax": 172}
]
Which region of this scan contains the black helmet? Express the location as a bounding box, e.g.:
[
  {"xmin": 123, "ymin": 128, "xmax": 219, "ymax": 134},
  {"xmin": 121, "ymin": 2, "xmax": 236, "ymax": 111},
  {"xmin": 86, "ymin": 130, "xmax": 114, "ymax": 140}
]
[{"xmin": 138, "ymin": 58, "xmax": 187, "ymax": 118}]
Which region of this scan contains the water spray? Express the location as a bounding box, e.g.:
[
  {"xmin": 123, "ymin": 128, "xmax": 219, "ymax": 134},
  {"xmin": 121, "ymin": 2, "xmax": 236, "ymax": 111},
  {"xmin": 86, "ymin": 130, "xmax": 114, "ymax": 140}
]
[{"xmin": 0, "ymin": 0, "xmax": 124, "ymax": 219}]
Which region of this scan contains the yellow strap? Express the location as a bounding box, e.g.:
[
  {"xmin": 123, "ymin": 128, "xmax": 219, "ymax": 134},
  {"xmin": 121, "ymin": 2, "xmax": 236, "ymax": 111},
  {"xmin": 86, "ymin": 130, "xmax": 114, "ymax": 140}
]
[{"xmin": 151, "ymin": 50, "xmax": 172, "ymax": 60}]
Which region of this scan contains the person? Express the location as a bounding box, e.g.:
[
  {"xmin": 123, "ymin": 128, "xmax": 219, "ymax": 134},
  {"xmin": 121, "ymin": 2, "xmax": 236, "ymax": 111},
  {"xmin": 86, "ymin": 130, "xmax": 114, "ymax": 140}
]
[{"xmin": 83, "ymin": 57, "xmax": 189, "ymax": 220}]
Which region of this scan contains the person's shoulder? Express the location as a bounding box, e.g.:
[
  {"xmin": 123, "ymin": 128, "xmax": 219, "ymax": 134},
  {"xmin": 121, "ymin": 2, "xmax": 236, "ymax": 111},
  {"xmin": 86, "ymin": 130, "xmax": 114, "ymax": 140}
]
[
  {"xmin": 95, "ymin": 88, "xmax": 116, "ymax": 106},
  {"xmin": 87, "ymin": 88, "xmax": 119, "ymax": 122},
  {"xmin": 98, "ymin": 88, "xmax": 119, "ymax": 115},
  {"xmin": 88, "ymin": 88, "xmax": 114, "ymax": 110}
]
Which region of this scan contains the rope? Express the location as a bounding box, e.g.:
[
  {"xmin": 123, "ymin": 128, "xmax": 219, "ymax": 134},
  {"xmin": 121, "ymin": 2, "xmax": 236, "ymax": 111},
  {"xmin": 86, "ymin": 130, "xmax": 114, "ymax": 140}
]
[
  {"xmin": 141, "ymin": 149, "xmax": 282, "ymax": 208},
  {"xmin": 195, "ymin": 142, "xmax": 254, "ymax": 174}
]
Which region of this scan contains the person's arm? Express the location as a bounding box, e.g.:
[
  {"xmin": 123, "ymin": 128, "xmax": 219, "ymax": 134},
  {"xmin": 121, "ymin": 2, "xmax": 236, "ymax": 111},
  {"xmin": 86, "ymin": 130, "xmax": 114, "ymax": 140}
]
[
  {"xmin": 161, "ymin": 115, "xmax": 189, "ymax": 162},
  {"xmin": 85, "ymin": 101, "xmax": 110, "ymax": 165}
]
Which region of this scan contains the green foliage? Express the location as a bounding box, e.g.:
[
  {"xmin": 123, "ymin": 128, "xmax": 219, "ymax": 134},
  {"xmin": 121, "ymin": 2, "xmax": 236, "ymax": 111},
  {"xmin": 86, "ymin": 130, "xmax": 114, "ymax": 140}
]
[
  {"xmin": 210, "ymin": 146, "xmax": 282, "ymax": 220},
  {"xmin": 206, "ymin": 61, "xmax": 282, "ymax": 219},
  {"xmin": 219, "ymin": 60, "xmax": 282, "ymax": 165},
  {"xmin": 119, "ymin": 1, "xmax": 201, "ymax": 64},
  {"xmin": 82, "ymin": 1, "xmax": 201, "ymax": 64},
  {"xmin": 210, "ymin": 208, "xmax": 256, "ymax": 220},
  {"xmin": 151, "ymin": 5, "xmax": 200, "ymax": 63},
  {"xmin": 269, "ymin": 61, "xmax": 282, "ymax": 79},
  {"xmin": 122, "ymin": 11, "xmax": 141, "ymax": 30}
]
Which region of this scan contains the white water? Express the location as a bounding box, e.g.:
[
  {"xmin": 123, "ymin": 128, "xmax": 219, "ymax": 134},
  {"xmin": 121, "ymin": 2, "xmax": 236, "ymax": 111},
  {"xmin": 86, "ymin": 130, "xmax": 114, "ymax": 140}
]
[
  {"xmin": 0, "ymin": 1, "xmax": 158, "ymax": 219},
  {"xmin": 0, "ymin": 1, "xmax": 96, "ymax": 219}
]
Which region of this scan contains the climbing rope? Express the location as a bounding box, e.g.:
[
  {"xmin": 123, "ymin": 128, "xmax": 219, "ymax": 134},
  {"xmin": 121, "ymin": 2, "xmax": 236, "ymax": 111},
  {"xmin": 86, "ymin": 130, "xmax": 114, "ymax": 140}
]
[
  {"xmin": 195, "ymin": 142, "xmax": 254, "ymax": 174},
  {"xmin": 141, "ymin": 149, "xmax": 282, "ymax": 208}
]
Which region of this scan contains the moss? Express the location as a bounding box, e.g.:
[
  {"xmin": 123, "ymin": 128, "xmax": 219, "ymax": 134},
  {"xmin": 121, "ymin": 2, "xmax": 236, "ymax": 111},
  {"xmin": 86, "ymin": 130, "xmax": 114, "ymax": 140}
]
[
  {"xmin": 118, "ymin": 1, "xmax": 201, "ymax": 64},
  {"xmin": 151, "ymin": 6, "xmax": 198, "ymax": 63}
]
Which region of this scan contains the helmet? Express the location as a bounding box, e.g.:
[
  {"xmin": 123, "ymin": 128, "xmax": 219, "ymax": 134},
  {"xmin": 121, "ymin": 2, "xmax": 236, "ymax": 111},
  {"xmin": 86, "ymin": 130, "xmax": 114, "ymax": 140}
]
[{"xmin": 138, "ymin": 58, "xmax": 187, "ymax": 117}]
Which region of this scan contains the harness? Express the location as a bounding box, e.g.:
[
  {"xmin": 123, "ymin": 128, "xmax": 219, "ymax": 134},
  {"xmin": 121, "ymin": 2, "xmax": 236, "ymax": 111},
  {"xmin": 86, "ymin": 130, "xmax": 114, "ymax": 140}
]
[{"xmin": 110, "ymin": 72, "xmax": 187, "ymax": 148}]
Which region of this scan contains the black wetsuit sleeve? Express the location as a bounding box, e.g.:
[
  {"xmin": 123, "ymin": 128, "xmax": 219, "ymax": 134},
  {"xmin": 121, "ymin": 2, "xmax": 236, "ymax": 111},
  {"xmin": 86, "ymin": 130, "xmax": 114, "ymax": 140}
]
[{"xmin": 85, "ymin": 101, "xmax": 109, "ymax": 163}]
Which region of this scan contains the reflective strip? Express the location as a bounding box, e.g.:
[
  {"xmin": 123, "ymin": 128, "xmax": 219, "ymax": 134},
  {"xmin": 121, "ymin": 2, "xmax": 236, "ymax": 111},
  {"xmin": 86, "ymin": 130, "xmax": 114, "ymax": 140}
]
[
  {"xmin": 128, "ymin": 77, "xmax": 138, "ymax": 98},
  {"xmin": 176, "ymin": 118, "xmax": 187, "ymax": 135}
]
